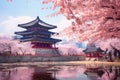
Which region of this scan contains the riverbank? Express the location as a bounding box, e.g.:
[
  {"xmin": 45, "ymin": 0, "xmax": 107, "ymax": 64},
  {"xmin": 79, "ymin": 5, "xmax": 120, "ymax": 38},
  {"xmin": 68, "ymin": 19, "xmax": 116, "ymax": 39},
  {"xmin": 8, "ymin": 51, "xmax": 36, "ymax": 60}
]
[{"xmin": 0, "ymin": 61, "xmax": 120, "ymax": 68}]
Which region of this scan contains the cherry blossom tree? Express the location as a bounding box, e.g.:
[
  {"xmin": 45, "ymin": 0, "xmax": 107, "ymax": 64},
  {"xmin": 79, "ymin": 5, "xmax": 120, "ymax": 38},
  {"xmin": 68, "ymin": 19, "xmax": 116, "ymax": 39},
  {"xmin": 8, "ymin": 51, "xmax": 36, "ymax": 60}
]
[
  {"xmin": 96, "ymin": 38, "xmax": 120, "ymax": 51},
  {"xmin": 42, "ymin": 0, "xmax": 120, "ymax": 43},
  {"xmin": 58, "ymin": 43, "xmax": 84, "ymax": 55},
  {"xmin": 0, "ymin": 36, "xmax": 14, "ymax": 54},
  {"xmin": 0, "ymin": 36, "xmax": 34, "ymax": 55},
  {"xmin": 6, "ymin": 0, "xmax": 120, "ymax": 50},
  {"xmin": 95, "ymin": 38, "xmax": 120, "ymax": 61}
]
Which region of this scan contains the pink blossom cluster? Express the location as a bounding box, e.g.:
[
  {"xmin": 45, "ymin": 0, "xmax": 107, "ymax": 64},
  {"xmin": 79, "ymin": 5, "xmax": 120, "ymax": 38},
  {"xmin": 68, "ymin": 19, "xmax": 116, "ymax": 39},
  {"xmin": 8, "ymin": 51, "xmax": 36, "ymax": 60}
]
[
  {"xmin": 42, "ymin": 0, "xmax": 120, "ymax": 43},
  {"xmin": 0, "ymin": 36, "xmax": 35, "ymax": 55},
  {"xmin": 96, "ymin": 38, "xmax": 120, "ymax": 51}
]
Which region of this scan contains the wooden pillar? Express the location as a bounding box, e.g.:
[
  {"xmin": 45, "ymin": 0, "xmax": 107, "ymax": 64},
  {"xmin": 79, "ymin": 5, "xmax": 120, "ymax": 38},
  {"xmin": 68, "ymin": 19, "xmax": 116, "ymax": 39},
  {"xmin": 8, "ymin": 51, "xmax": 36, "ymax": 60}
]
[{"xmin": 54, "ymin": 44, "xmax": 56, "ymax": 48}]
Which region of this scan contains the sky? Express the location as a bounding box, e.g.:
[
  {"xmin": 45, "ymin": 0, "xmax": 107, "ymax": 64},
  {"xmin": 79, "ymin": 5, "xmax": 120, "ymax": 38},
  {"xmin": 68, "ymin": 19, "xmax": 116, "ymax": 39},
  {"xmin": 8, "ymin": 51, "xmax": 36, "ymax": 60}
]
[
  {"xmin": 0, "ymin": 0, "xmax": 87, "ymax": 48},
  {"xmin": 0, "ymin": 0, "xmax": 71, "ymax": 36}
]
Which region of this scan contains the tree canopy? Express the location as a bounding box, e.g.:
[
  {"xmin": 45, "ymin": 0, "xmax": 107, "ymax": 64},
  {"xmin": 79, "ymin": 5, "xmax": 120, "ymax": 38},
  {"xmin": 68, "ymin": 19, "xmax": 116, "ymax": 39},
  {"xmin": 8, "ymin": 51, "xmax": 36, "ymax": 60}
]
[{"xmin": 42, "ymin": 0, "xmax": 120, "ymax": 42}]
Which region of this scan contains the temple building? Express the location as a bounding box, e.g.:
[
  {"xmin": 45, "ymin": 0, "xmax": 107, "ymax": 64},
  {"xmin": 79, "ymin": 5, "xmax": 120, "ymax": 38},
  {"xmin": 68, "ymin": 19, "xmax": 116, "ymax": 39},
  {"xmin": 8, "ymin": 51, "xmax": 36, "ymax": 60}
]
[
  {"xmin": 83, "ymin": 44, "xmax": 104, "ymax": 61},
  {"xmin": 15, "ymin": 16, "xmax": 61, "ymax": 55}
]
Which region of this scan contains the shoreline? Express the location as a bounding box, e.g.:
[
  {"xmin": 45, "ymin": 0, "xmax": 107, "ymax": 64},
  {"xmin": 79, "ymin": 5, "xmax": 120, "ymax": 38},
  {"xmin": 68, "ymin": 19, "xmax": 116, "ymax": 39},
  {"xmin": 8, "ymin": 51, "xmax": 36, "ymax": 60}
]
[{"xmin": 0, "ymin": 61, "xmax": 120, "ymax": 67}]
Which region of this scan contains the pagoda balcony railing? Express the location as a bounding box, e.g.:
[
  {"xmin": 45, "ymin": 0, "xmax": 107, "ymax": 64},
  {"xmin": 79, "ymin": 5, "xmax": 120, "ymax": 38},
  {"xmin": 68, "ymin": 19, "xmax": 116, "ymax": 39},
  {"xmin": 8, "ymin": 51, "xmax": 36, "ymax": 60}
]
[
  {"xmin": 15, "ymin": 30, "xmax": 54, "ymax": 36},
  {"xmin": 20, "ymin": 36, "xmax": 61, "ymax": 43}
]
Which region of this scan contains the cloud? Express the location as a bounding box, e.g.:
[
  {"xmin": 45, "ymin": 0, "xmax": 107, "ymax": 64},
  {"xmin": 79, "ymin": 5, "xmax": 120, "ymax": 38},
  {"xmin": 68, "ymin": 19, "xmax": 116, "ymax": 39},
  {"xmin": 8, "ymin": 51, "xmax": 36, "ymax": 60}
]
[
  {"xmin": 51, "ymin": 17, "xmax": 72, "ymax": 32},
  {"xmin": 0, "ymin": 16, "xmax": 71, "ymax": 37},
  {"xmin": 0, "ymin": 16, "xmax": 34, "ymax": 36},
  {"xmin": 50, "ymin": 17, "xmax": 72, "ymax": 40}
]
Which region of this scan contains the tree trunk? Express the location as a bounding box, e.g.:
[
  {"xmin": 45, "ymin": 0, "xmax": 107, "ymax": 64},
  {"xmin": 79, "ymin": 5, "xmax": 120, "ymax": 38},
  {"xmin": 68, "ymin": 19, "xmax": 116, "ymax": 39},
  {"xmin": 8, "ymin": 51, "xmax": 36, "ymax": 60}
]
[{"xmin": 108, "ymin": 52, "xmax": 112, "ymax": 62}]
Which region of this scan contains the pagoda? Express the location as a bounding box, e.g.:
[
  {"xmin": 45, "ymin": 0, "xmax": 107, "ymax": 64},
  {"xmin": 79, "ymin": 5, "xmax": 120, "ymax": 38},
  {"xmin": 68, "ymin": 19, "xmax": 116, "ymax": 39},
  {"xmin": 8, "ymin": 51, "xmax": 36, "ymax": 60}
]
[
  {"xmin": 15, "ymin": 16, "xmax": 61, "ymax": 55},
  {"xmin": 83, "ymin": 44, "xmax": 104, "ymax": 61}
]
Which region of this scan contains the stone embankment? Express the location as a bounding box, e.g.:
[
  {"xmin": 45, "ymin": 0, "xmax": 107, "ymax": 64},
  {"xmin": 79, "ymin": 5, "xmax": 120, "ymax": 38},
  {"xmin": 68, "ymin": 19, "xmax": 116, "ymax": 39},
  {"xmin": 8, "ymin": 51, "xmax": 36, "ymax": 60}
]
[
  {"xmin": 0, "ymin": 55, "xmax": 85, "ymax": 63},
  {"xmin": 1, "ymin": 61, "xmax": 120, "ymax": 68}
]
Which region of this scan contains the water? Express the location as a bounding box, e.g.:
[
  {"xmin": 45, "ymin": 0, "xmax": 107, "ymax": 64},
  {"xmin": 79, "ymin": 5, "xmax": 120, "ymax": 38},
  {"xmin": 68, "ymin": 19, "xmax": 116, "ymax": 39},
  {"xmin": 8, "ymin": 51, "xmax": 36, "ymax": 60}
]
[{"xmin": 0, "ymin": 65, "xmax": 120, "ymax": 80}]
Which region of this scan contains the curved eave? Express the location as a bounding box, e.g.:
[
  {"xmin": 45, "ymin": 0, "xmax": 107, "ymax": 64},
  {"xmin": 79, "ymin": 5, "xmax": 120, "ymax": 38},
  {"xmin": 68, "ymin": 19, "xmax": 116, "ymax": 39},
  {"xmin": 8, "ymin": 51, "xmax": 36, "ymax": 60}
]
[
  {"xmin": 84, "ymin": 51, "xmax": 103, "ymax": 53},
  {"xmin": 15, "ymin": 31, "xmax": 34, "ymax": 35},
  {"xmin": 97, "ymin": 48, "xmax": 104, "ymax": 52},
  {"xmin": 38, "ymin": 38, "xmax": 61, "ymax": 43},
  {"xmin": 38, "ymin": 19, "xmax": 57, "ymax": 29},
  {"xmin": 18, "ymin": 16, "xmax": 57, "ymax": 29},
  {"xmin": 83, "ymin": 48, "xmax": 104, "ymax": 53},
  {"xmin": 20, "ymin": 38, "xmax": 33, "ymax": 42},
  {"xmin": 18, "ymin": 17, "xmax": 38, "ymax": 28},
  {"xmin": 15, "ymin": 30, "xmax": 55, "ymax": 35},
  {"xmin": 20, "ymin": 37, "xmax": 61, "ymax": 43},
  {"xmin": 18, "ymin": 24, "xmax": 56, "ymax": 30}
]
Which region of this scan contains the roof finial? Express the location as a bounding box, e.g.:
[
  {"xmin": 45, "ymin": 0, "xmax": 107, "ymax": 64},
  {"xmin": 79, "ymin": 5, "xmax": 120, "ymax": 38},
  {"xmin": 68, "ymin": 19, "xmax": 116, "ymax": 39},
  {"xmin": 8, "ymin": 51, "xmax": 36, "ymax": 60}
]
[{"xmin": 37, "ymin": 16, "xmax": 39, "ymax": 20}]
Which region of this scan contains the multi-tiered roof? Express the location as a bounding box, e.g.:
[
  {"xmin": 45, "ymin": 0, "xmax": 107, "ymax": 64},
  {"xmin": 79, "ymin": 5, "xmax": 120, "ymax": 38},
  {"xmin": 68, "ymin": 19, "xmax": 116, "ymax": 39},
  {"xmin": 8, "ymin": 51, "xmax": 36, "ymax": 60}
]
[
  {"xmin": 15, "ymin": 16, "xmax": 61, "ymax": 48},
  {"xmin": 83, "ymin": 44, "xmax": 104, "ymax": 53},
  {"xmin": 83, "ymin": 44, "xmax": 104, "ymax": 59}
]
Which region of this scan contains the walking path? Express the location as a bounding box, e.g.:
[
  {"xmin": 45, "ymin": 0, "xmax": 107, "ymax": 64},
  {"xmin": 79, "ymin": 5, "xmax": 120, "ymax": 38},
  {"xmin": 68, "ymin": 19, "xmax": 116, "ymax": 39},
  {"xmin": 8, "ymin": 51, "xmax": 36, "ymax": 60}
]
[{"xmin": 0, "ymin": 61, "xmax": 120, "ymax": 67}]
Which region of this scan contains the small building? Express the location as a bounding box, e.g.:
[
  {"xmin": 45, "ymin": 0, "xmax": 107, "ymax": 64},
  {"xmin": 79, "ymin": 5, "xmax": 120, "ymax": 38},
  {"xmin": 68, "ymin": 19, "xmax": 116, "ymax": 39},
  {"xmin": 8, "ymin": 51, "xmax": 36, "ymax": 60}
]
[
  {"xmin": 83, "ymin": 44, "xmax": 104, "ymax": 61},
  {"xmin": 15, "ymin": 16, "xmax": 61, "ymax": 55}
]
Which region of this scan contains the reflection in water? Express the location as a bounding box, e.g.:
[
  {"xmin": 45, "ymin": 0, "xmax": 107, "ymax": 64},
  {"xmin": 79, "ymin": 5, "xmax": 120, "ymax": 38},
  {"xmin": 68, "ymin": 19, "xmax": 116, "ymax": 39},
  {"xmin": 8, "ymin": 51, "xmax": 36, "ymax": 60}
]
[
  {"xmin": 0, "ymin": 65, "xmax": 120, "ymax": 80},
  {"xmin": 85, "ymin": 66, "xmax": 120, "ymax": 80},
  {"xmin": 55, "ymin": 66, "xmax": 90, "ymax": 80},
  {"xmin": 32, "ymin": 72, "xmax": 56, "ymax": 80},
  {"xmin": 32, "ymin": 67, "xmax": 56, "ymax": 80},
  {"xmin": 0, "ymin": 67, "xmax": 34, "ymax": 80}
]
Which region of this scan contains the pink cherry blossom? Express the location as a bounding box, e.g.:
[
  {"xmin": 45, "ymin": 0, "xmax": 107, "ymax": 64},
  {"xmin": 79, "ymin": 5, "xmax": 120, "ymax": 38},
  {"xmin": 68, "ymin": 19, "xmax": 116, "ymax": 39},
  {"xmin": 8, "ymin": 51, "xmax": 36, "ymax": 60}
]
[{"xmin": 42, "ymin": 0, "xmax": 120, "ymax": 43}]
